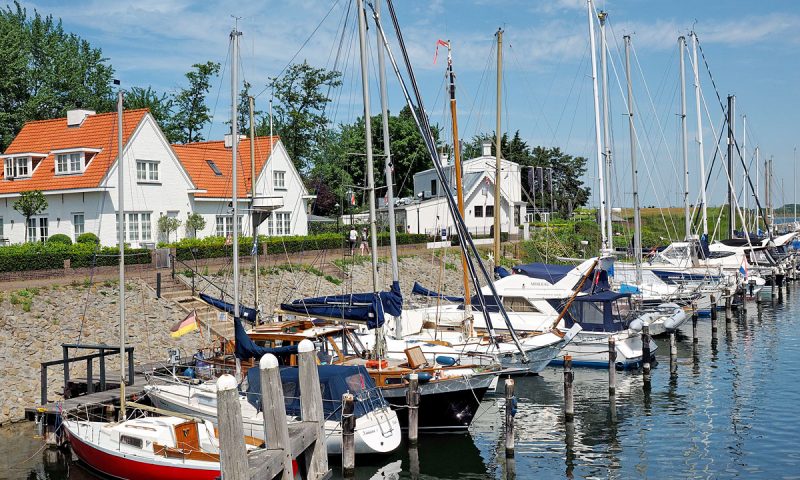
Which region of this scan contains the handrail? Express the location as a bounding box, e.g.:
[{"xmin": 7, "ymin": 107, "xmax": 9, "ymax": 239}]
[
  {"xmin": 40, "ymin": 344, "xmax": 134, "ymax": 406},
  {"xmin": 169, "ymin": 253, "xmax": 230, "ymax": 300}
]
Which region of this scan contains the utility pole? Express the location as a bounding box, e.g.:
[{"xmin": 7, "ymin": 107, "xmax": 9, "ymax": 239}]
[{"xmin": 679, "ymin": 36, "xmax": 690, "ymax": 240}]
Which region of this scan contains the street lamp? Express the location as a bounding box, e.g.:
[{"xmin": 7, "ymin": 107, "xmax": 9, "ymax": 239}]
[
  {"xmin": 334, "ymin": 202, "xmax": 340, "ymax": 232},
  {"xmin": 580, "ymin": 240, "xmax": 589, "ymax": 259}
]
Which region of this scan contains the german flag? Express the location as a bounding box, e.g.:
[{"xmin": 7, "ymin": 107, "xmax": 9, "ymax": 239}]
[{"xmin": 170, "ymin": 310, "xmax": 198, "ymax": 338}]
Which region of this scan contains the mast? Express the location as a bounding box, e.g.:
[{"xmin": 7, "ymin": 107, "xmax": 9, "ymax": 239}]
[
  {"xmin": 755, "ymin": 146, "xmax": 760, "ymax": 232},
  {"xmin": 588, "ymin": 0, "xmax": 608, "ymax": 251},
  {"xmin": 249, "ymin": 96, "xmax": 259, "ymax": 314},
  {"xmin": 116, "ymin": 89, "xmax": 126, "ymax": 420},
  {"xmin": 795, "ymin": 146, "xmax": 797, "ymax": 223},
  {"xmin": 494, "ymin": 28, "xmax": 503, "ymax": 268},
  {"xmin": 679, "ymin": 36, "xmax": 690, "ymax": 240},
  {"xmin": 444, "ymin": 41, "xmax": 471, "ymax": 304},
  {"xmin": 356, "ymin": 0, "xmax": 383, "ymax": 357},
  {"xmin": 624, "ymin": 35, "xmax": 641, "ymax": 286},
  {"xmin": 742, "ymin": 115, "xmax": 747, "ymax": 228},
  {"xmin": 598, "ymin": 10, "xmax": 613, "ymax": 251},
  {"xmin": 727, "ymin": 94, "xmax": 735, "ymax": 238},
  {"xmin": 374, "ymin": 0, "xmax": 402, "ymax": 336},
  {"xmin": 231, "ymin": 26, "xmax": 242, "ymax": 326},
  {"xmin": 691, "ymin": 32, "xmax": 708, "ymax": 236}
]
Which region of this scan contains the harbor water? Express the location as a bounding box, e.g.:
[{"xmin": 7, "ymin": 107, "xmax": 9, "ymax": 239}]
[{"xmin": 2, "ymin": 287, "xmax": 799, "ymax": 479}]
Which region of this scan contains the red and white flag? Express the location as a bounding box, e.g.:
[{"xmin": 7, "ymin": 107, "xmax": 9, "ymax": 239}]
[{"xmin": 433, "ymin": 39, "xmax": 449, "ymax": 64}]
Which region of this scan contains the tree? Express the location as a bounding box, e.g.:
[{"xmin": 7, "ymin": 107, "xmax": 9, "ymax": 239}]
[
  {"xmin": 124, "ymin": 86, "xmax": 180, "ymax": 143},
  {"xmin": 173, "ymin": 61, "xmax": 220, "ymax": 144},
  {"xmin": 185, "ymin": 213, "xmax": 206, "ymax": 238},
  {"xmin": 158, "ymin": 215, "xmax": 182, "ymax": 243},
  {"xmin": 267, "ymin": 61, "xmax": 342, "ymax": 172},
  {"xmin": 13, "ymin": 190, "xmax": 47, "ymax": 242}
]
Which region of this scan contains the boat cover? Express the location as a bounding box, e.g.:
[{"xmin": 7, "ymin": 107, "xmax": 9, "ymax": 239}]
[
  {"xmin": 558, "ymin": 291, "xmax": 632, "ymax": 332},
  {"xmin": 199, "ymin": 292, "xmax": 259, "ymax": 323},
  {"xmin": 412, "ymin": 281, "xmax": 465, "ymax": 303},
  {"xmin": 279, "ymin": 281, "xmax": 402, "ymax": 329},
  {"xmin": 512, "ymin": 262, "xmax": 610, "ymax": 291},
  {"xmin": 245, "ymin": 364, "xmax": 384, "ymax": 420},
  {"xmin": 494, "ymin": 266, "xmax": 511, "ymax": 278},
  {"xmin": 234, "ymin": 316, "xmax": 298, "ymax": 361}
]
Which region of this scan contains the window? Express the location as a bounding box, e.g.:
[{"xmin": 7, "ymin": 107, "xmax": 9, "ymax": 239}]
[
  {"xmin": 141, "ymin": 213, "xmax": 151, "ymax": 241},
  {"xmin": 120, "ymin": 435, "xmax": 143, "ymax": 449},
  {"xmin": 4, "ymin": 157, "xmax": 32, "ymax": 179},
  {"xmin": 485, "ymin": 205, "xmax": 494, "ymax": 217},
  {"xmin": 136, "ymin": 160, "xmax": 159, "ymax": 182},
  {"xmin": 474, "ymin": 206, "xmax": 483, "ymax": 218},
  {"xmin": 118, "ymin": 212, "xmax": 151, "ymax": 242},
  {"xmin": 502, "ymin": 296, "xmax": 539, "ymax": 313},
  {"xmin": 215, "ymin": 215, "xmax": 243, "ymax": 237},
  {"xmin": 266, "ymin": 212, "xmax": 291, "ymax": 236},
  {"xmin": 127, "ymin": 213, "xmax": 139, "ymax": 241},
  {"xmin": 215, "ymin": 216, "xmax": 226, "ymax": 237},
  {"xmin": 430, "ymin": 179, "xmax": 437, "ymax": 196},
  {"xmin": 56, "ymin": 152, "xmax": 84, "ymax": 175},
  {"xmin": 273, "ymin": 170, "xmax": 286, "ymax": 189},
  {"xmin": 0, "ymin": 216, "xmax": 4, "ymax": 239},
  {"xmin": 27, "ymin": 217, "xmax": 48, "ymax": 242},
  {"xmin": 206, "ymin": 160, "xmax": 223, "ymax": 176},
  {"xmin": 73, "ymin": 213, "xmax": 84, "ymax": 239}
]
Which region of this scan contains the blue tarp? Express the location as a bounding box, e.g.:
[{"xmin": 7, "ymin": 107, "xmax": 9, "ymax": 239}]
[
  {"xmin": 234, "ymin": 316, "xmax": 298, "ymax": 361},
  {"xmin": 494, "ymin": 266, "xmax": 511, "ymax": 278},
  {"xmin": 279, "ymin": 281, "xmax": 402, "ymax": 329},
  {"xmin": 199, "ymin": 293, "xmax": 258, "ymax": 323},
  {"xmin": 557, "ymin": 291, "xmax": 631, "ymax": 332},
  {"xmin": 245, "ymin": 364, "xmax": 385, "ymax": 420}
]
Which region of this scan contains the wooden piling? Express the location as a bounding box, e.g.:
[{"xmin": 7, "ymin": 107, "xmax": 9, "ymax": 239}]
[
  {"xmin": 642, "ymin": 325, "xmax": 652, "ymax": 386},
  {"xmin": 297, "ymin": 339, "xmax": 328, "ymax": 478},
  {"xmin": 156, "ymin": 272, "xmax": 161, "ymax": 299},
  {"xmin": 259, "ymin": 354, "xmax": 292, "ymax": 480},
  {"xmin": 725, "ymin": 296, "xmax": 732, "ymax": 320},
  {"xmin": 341, "ymin": 393, "xmax": 355, "ymax": 477},
  {"xmin": 710, "ymin": 295, "xmax": 717, "ymax": 321},
  {"xmin": 216, "ymin": 374, "xmax": 248, "ymax": 480},
  {"xmin": 407, "ymin": 373, "xmax": 420, "ymax": 445},
  {"xmin": 504, "ymin": 378, "xmax": 515, "ymax": 458},
  {"xmin": 608, "ymin": 337, "xmax": 616, "ymax": 396},
  {"xmin": 669, "ymin": 332, "xmax": 678, "ymax": 376},
  {"xmin": 563, "ymin": 356, "xmax": 574, "ymax": 423},
  {"xmin": 692, "ymin": 311, "xmax": 698, "ymax": 343},
  {"xmin": 772, "ymin": 274, "xmax": 778, "ymax": 298}
]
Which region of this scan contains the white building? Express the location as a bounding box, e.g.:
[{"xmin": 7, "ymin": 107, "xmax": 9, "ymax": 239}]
[
  {"xmin": 0, "ymin": 109, "xmax": 312, "ymax": 246},
  {"xmin": 395, "ymin": 141, "xmax": 525, "ymax": 237}
]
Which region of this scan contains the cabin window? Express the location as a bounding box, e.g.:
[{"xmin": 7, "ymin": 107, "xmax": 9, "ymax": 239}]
[
  {"xmin": 73, "ymin": 213, "xmax": 84, "ymax": 239},
  {"xmin": 345, "ymin": 373, "xmax": 366, "ymax": 393},
  {"xmin": 136, "ymin": 160, "xmax": 159, "ymax": 182},
  {"xmin": 502, "ymin": 296, "xmax": 539, "ymax": 313},
  {"xmin": 120, "ymin": 435, "xmax": 143, "ymax": 449},
  {"xmin": 273, "ymin": 170, "xmax": 286, "ymax": 189},
  {"xmin": 474, "ymin": 206, "xmax": 483, "ymax": 218}
]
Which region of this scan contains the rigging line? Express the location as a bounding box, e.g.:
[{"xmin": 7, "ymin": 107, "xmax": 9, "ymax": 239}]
[
  {"xmin": 549, "ymin": 42, "xmax": 589, "ymax": 148},
  {"xmin": 507, "ymin": 40, "xmax": 562, "ymax": 142},
  {"xmin": 254, "ymin": 0, "xmax": 343, "ymax": 100},
  {"xmin": 461, "ymin": 37, "xmax": 496, "ymax": 140}
]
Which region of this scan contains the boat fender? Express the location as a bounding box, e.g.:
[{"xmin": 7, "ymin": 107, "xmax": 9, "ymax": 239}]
[
  {"xmin": 436, "ymin": 355, "xmax": 457, "ymax": 366},
  {"xmin": 629, "ymin": 318, "xmax": 643, "ymax": 332},
  {"xmin": 407, "ymin": 372, "xmax": 433, "ymax": 383},
  {"xmin": 183, "ymin": 367, "xmax": 196, "ymax": 379},
  {"xmin": 509, "ymin": 397, "xmax": 518, "ymax": 417}
]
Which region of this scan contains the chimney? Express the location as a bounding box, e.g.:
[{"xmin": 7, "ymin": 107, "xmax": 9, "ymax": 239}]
[
  {"xmin": 224, "ymin": 134, "xmax": 247, "ymax": 148},
  {"xmin": 66, "ymin": 109, "xmax": 96, "ymax": 127},
  {"xmin": 482, "ymin": 140, "xmax": 492, "ymax": 157},
  {"xmin": 439, "ymin": 152, "xmax": 449, "ymax": 165}
]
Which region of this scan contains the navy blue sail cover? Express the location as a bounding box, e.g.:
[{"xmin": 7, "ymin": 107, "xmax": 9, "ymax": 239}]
[
  {"xmin": 412, "ymin": 281, "xmax": 466, "ymax": 302},
  {"xmin": 494, "ymin": 266, "xmax": 511, "ymax": 278},
  {"xmin": 280, "ymin": 281, "xmax": 402, "ymax": 330},
  {"xmin": 245, "ymin": 364, "xmax": 384, "ymax": 420},
  {"xmin": 200, "ymin": 292, "xmax": 259, "ymax": 323},
  {"xmin": 512, "ymin": 262, "xmax": 609, "ymax": 292},
  {"xmin": 234, "ymin": 316, "xmax": 298, "ymax": 361}
]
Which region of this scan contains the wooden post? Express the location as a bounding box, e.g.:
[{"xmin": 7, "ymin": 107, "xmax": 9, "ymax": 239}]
[
  {"xmin": 669, "ymin": 332, "xmax": 678, "ymax": 376},
  {"xmin": 608, "ymin": 337, "xmax": 616, "ymax": 396},
  {"xmin": 641, "ymin": 325, "xmax": 652, "ymax": 384},
  {"xmin": 40, "ymin": 366, "xmax": 47, "ymax": 406},
  {"xmin": 297, "ymin": 339, "xmax": 328, "ymax": 478},
  {"xmin": 259, "ymin": 354, "xmax": 292, "ymax": 480},
  {"xmin": 407, "ymin": 373, "xmax": 420, "ymax": 445},
  {"xmin": 156, "ymin": 272, "xmax": 162, "ymax": 298},
  {"xmin": 341, "ymin": 393, "xmax": 355, "ymax": 477},
  {"xmin": 710, "ymin": 294, "xmax": 717, "ymax": 321},
  {"xmin": 62, "ymin": 345, "xmax": 70, "ymax": 393},
  {"xmin": 725, "ymin": 296, "xmax": 732, "ymax": 321},
  {"xmin": 127, "ymin": 348, "xmax": 134, "ymax": 386},
  {"xmin": 772, "ymin": 274, "xmax": 778, "ymax": 298},
  {"xmin": 99, "ymin": 348, "xmax": 106, "ymax": 391},
  {"xmin": 692, "ymin": 311, "xmax": 698, "ymax": 344},
  {"xmin": 216, "ymin": 374, "xmax": 248, "ymax": 480},
  {"xmin": 504, "ymin": 378, "xmax": 515, "ymax": 458},
  {"xmin": 563, "ymin": 356, "xmax": 574, "ymax": 423},
  {"xmin": 86, "ymin": 357, "xmax": 94, "ymax": 394}
]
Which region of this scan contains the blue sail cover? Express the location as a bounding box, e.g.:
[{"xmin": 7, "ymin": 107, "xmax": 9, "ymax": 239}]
[
  {"xmin": 280, "ymin": 281, "xmax": 402, "ymax": 330},
  {"xmin": 513, "ymin": 262, "xmax": 609, "ymax": 292},
  {"xmin": 412, "ymin": 281, "xmax": 465, "ymax": 302},
  {"xmin": 234, "ymin": 316, "xmax": 298, "ymax": 361},
  {"xmin": 245, "ymin": 364, "xmax": 384, "ymax": 420},
  {"xmin": 199, "ymin": 292, "xmax": 258, "ymax": 323},
  {"xmin": 494, "ymin": 266, "xmax": 511, "ymax": 278}
]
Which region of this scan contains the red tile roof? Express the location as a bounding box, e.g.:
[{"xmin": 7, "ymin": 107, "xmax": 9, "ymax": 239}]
[
  {"xmin": 0, "ymin": 109, "xmax": 149, "ymax": 194},
  {"xmin": 172, "ymin": 136, "xmax": 279, "ymax": 198}
]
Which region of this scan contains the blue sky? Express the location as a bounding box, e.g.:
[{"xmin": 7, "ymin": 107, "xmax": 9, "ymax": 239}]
[{"xmin": 9, "ymin": 0, "xmax": 800, "ymax": 209}]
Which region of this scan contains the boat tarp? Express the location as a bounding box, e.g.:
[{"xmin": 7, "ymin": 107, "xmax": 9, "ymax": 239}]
[
  {"xmin": 245, "ymin": 364, "xmax": 384, "ymax": 420},
  {"xmin": 512, "ymin": 262, "xmax": 610, "ymax": 292},
  {"xmin": 412, "ymin": 281, "xmax": 465, "ymax": 302},
  {"xmin": 199, "ymin": 292, "xmax": 258, "ymax": 323},
  {"xmin": 279, "ymin": 281, "xmax": 402, "ymax": 329},
  {"xmin": 234, "ymin": 316, "xmax": 298, "ymax": 361},
  {"xmin": 559, "ymin": 291, "xmax": 631, "ymax": 332},
  {"xmin": 494, "ymin": 266, "xmax": 511, "ymax": 278}
]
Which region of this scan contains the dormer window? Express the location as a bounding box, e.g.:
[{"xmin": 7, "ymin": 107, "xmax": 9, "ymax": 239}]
[
  {"xmin": 3, "ymin": 156, "xmax": 34, "ymax": 179},
  {"xmin": 55, "ymin": 152, "xmax": 85, "ymax": 175}
]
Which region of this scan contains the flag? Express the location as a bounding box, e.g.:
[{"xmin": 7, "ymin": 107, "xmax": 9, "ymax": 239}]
[
  {"xmin": 433, "ymin": 39, "xmax": 449, "ymax": 64},
  {"xmin": 171, "ymin": 310, "xmax": 198, "ymax": 338},
  {"xmin": 739, "ymin": 257, "xmax": 748, "ymax": 278}
]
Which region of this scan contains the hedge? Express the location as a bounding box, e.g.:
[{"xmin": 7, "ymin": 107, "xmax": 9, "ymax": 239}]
[{"xmin": 0, "ymin": 242, "xmax": 151, "ymax": 272}]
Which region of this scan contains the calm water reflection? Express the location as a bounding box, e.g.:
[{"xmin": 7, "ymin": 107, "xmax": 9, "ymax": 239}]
[{"xmin": 3, "ymin": 288, "xmax": 800, "ymax": 479}]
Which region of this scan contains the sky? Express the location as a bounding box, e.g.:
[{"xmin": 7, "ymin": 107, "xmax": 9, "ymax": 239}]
[{"xmin": 8, "ymin": 0, "xmax": 800, "ymax": 210}]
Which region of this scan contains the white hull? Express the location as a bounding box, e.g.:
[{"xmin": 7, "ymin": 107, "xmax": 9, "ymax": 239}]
[{"xmin": 553, "ymin": 330, "xmax": 656, "ymax": 368}]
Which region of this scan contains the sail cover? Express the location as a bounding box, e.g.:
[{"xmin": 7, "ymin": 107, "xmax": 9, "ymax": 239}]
[
  {"xmin": 279, "ymin": 281, "xmax": 402, "ymax": 330},
  {"xmin": 234, "ymin": 316, "xmax": 298, "ymax": 361},
  {"xmin": 412, "ymin": 281, "xmax": 465, "ymax": 302},
  {"xmin": 199, "ymin": 292, "xmax": 258, "ymax": 323},
  {"xmin": 512, "ymin": 262, "xmax": 609, "ymax": 292}
]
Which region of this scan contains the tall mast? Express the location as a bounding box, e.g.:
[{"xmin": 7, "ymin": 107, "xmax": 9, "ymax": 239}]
[
  {"xmin": 231, "ymin": 26, "xmax": 242, "ymax": 325},
  {"xmin": 249, "ymin": 96, "xmax": 259, "ymax": 313},
  {"xmin": 588, "ymin": 0, "xmax": 608, "ymax": 251},
  {"xmin": 742, "ymin": 115, "xmax": 747, "ymax": 227},
  {"xmin": 624, "ymin": 35, "xmax": 641, "ymax": 286},
  {"xmin": 794, "ymin": 146, "xmax": 797, "ymax": 223},
  {"xmin": 494, "ymin": 28, "xmax": 503, "ymax": 267},
  {"xmin": 755, "ymin": 146, "xmax": 760, "ymax": 232},
  {"xmin": 374, "ymin": 0, "xmax": 402, "ymax": 335},
  {"xmin": 691, "ymin": 33, "xmax": 708, "ymax": 236},
  {"xmin": 116, "ymin": 89, "xmax": 126, "ymax": 420},
  {"xmin": 726, "ymin": 94, "xmax": 735, "ymax": 238},
  {"xmin": 356, "ymin": 0, "xmax": 383, "ymax": 356},
  {"xmin": 598, "ymin": 10, "xmax": 613, "ymax": 251},
  {"xmin": 444, "ymin": 41, "xmax": 471, "ymax": 304},
  {"xmin": 679, "ymin": 36, "xmax": 690, "ymax": 240}
]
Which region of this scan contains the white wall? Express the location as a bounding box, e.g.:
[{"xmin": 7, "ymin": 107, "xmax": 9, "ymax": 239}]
[{"xmin": 254, "ymin": 140, "xmax": 309, "ymax": 236}]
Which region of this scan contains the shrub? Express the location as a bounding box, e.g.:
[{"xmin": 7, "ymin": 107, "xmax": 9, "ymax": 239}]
[
  {"xmin": 0, "ymin": 242, "xmax": 151, "ymax": 272},
  {"xmin": 46, "ymin": 233, "xmax": 72, "ymax": 245},
  {"xmin": 76, "ymin": 232, "xmax": 100, "ymax": 245}
]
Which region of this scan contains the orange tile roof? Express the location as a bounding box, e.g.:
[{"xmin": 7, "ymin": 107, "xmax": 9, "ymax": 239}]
[
  {"xmin": 172, "ymin": 136, "xmax": 279, "ymax": 198},
  {"xmin": 0, "ymin": 109, "xmax": 149, "ymax": 195}
]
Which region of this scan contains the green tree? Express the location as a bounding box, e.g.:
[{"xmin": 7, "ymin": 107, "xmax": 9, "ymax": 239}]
[
  {"xmin": 13, "ymin": 190, "xmax": 47, "ymax": 242},
  {"xmin": 185, "ymin": 213, "xmax": 206, "ymax": 238},
  {"xmin": 124, "ymin": 86, "xmax": 180, "ymax": 142},
  {"xmin": 158, "ymin": 215, "xmax": 182, "ymax": 243},
  {"xmin": 173, "ymin": 61, "xmax": 220, "ymax": 144},
  {"xmin": 267, "ymin": 61, "xmax": 342, "ymax": 172}
]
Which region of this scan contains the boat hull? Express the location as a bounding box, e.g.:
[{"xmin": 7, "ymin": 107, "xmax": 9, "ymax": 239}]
[{"xmin": 550, "ymin": 331, "xmax": 657, "ymax": 369}]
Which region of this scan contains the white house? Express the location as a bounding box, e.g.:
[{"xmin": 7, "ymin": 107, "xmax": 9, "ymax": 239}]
[
  {"xmin": 394, "ymin": 141, "xmax": 525, "ymax": 237},
  {"xmin": 0, "ymin": 109, "xmax": 313, "ymax": 246}
]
